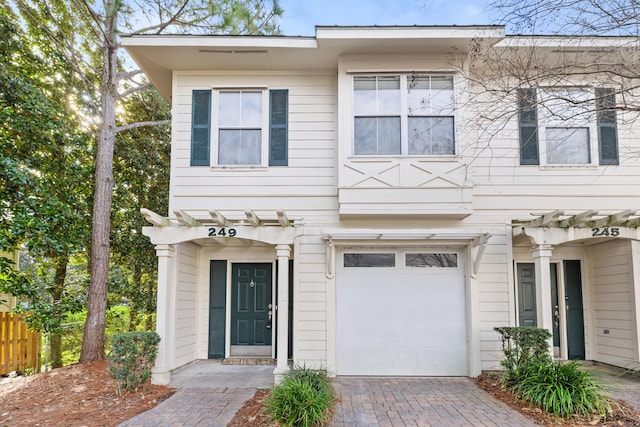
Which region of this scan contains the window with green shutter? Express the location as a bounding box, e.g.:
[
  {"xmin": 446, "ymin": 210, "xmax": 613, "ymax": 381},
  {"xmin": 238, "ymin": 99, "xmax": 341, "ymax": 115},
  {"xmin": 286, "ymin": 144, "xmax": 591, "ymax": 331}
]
[
  {"xmin": 596, "ymin": 88, "xmax": 619, "ymax": 165},
  {"xmin": 191, "ymin": 90, "xmax": 211, "ymax": 166},
  {"xmin": 517, "ymin": 88, "xmax": 539, "ymax": 165},
  {"xmin": 269, "ymin": 89, "xmax": 288, "ymax": 166}
]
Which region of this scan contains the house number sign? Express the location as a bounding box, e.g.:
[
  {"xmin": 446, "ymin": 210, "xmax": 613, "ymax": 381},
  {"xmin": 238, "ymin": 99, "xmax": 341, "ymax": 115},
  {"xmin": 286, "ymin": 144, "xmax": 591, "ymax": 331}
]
[
  {"xmin": 208, "ymin": 227, "xmax": 237, "ymax": 237},
  {"xmin": 591, "ymin": 227, "xmax": 620, "ymax": 237}
]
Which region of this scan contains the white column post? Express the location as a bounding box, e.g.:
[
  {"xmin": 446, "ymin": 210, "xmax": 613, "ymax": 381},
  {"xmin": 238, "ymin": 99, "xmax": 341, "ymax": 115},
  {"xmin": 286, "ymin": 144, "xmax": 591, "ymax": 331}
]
[
  {"xmin": 532, "ymin": 244, "xmax": 554, "ymax": 352},
  {"xmin": 151, "ymin": 244, "xmax": 177, "ymax": 385},
  {"xmin": 274, "ymin": 244, "xmax": 291, "ymax": 382}
]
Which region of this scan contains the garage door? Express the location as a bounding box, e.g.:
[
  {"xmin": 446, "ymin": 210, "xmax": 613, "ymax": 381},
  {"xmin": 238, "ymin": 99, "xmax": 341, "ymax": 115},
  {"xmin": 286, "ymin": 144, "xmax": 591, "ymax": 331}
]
[{"xmin": 336, "ymin": 250, "xmax": 467, "ymax": 376}]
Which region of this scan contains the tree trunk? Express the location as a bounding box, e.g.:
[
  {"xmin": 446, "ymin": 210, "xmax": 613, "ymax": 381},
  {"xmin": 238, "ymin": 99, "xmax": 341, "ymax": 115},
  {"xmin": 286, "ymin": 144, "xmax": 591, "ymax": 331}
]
[
  {"xmin": 50, "ymin": 257, "xmax": 67, "ymax": 368},
  {"xmin": 80, "ymin": 5, "xmax": 118, "ymax": 362}
]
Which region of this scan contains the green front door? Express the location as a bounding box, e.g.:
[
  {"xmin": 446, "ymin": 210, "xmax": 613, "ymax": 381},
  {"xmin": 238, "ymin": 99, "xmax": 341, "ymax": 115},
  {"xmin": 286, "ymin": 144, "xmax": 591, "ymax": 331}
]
[
  {"xmin": 231, "ymin": 263, "xmax": 272, "ymax": 346},
  {"xmin": 564, "ymin": 260, "xmax": 585, "ymax": 360}
]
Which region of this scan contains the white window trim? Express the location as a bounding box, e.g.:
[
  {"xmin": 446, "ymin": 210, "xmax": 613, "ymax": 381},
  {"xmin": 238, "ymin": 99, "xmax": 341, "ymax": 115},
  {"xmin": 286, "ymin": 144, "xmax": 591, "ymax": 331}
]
[
  {"xmin": 537, "ymin": 87, "xmax": 598, "ymax": 167},
  {"xmin": 351, "ymin": 73, "xmax": 457, "ymax": 157},
  {"xmin": 210, "ymin": 88, "xmax": 270, "ymax": 168}
]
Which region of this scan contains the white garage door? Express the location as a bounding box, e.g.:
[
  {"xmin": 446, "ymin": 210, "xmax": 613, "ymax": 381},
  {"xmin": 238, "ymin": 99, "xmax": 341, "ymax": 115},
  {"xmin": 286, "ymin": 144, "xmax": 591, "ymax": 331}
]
[{"xmin": 336, "ymin": 250, "xmax": 467, "ymax": 376}]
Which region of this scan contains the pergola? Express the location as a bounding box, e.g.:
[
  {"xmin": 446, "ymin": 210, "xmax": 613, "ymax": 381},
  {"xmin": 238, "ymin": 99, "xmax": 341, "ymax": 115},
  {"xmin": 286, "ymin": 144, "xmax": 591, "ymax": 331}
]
[{"xmin": 512, "ymin": 209, "xmax": 640, "ymax": 344}]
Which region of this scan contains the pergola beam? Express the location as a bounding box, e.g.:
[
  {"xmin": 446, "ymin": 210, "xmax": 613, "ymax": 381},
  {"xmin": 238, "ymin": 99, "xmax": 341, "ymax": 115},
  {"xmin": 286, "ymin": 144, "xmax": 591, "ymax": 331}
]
[
  {"xmin": 209, "ymin": 210, "xmax": 231, "ymax": 226},
  {"xmin": 277, "ymin": 210, "xmax": 291, "ymax": 227},
  {"xmin": 525, "ymin": 210, "xmax": 564, "ymax": 227},
  {"xmin": 557, "ymin": 210, "xmax": 598, "ymax": 228},
  {"xmin": 588, "ymin": 209, "xmax": 636, "ymax": 228},
  {"xmin": 141, "ymin": 208, "xmax": 170, "ymax": 227},
  {"xmin": 245, "ymin": 210, "xmax": 262, "ymax": 227},
  {"xmin": 174, "ymin": 210, "xmax": 201, "ymax": 227}
]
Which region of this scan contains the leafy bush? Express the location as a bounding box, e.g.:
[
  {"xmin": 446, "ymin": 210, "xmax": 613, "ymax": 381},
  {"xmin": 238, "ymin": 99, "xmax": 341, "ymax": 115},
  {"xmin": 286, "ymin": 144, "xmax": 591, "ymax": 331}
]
[
  {"xmin": 264, "ymin": 366, "xmax": 334, "ymax": 427},
  {"xmin": 513, "ymin": 360, "xmax": 612, "ymax": 417},
  {"xmin": 494, "ymin": 326, "xmax": 552, "ymax": 385},
  {"xmin": 108, "ymin": 331, "xmax": 160, "ymax": 396}
]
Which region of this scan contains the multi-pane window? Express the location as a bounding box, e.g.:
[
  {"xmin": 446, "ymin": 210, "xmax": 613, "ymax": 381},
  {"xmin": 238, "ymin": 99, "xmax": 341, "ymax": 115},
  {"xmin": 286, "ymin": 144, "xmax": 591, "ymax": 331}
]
[
  {"xmin": 190, "ymin": 89, "xmax": 288, "ymax": 167},
  {"xmin": 218, "ymin": 91, "xmax": 262, "ymax": 165},
  {"xmin": 517, "ymin": 87, "xmax": 619, "ymax": 165},
  {"xmin": 542, "ymin": 89, "xmax": 591, "ymax": 164},
  {"xmin": 353, "ymin": 74, "xmax": 455, "ymax": 156}
]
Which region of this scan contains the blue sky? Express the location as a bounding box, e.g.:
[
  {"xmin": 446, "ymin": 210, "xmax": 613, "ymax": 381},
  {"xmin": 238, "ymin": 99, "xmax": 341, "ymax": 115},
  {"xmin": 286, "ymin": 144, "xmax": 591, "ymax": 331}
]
[{"xmin": 278, "ymin": 0, "xmax": 498, "ymax": 36}]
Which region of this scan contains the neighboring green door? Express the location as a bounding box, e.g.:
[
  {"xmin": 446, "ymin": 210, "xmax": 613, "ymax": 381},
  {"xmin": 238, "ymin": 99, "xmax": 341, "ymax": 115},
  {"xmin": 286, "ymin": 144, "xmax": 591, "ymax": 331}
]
[
  {"xmin": 517, "ymin": 263, "xmax": 537, "ymax": 327},
  {"xmin": 517, "ymin": 263, "xmax": 560, "ymax": 348},
  {"xmin": 231, "ymin": 263, "xmax": 272, "ymax": 346},
  {"xmin": 564, "ymin": 260, "xmax": 585, "ymax": 360},
  {"xmin": 550, "ymin": 263, "xmax": 560, "ymax": 348}
]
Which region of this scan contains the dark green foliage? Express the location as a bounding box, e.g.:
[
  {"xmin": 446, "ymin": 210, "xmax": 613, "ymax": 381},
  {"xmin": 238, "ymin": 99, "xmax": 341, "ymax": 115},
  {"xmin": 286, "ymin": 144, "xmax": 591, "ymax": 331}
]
[
  {"xmin": 494, "ymin": 326, "xmax": 552, "ymax": 385},
  {"xmin": 108, "ymin": 331, "xmax": 160, "ymax": 396},
  {"xmin": 264, "ymin": 366, "xmax": 335, "ymax": 427},
  {"xmin": 514, "ymin": 360, "xmax": 612, "ymax": 417},
  {"xmin": 495, "ymin": 326, "xmax": 612, "ymax": 419}
]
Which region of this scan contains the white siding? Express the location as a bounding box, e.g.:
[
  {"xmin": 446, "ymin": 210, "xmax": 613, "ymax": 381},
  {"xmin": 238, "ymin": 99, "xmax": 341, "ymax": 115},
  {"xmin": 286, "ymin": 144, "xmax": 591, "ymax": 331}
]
[
  {"xmin": 169, "ymin": 72, "xmax": 337, "ymax": 218},
  {"xmin": 174, "ymin": 242, "xmax": 199, "ymax": 366},
  {"xmin": 157, "ymin": 44, "xmax": 640, "ymax": 377},
  {"xmin": 590, "ymin": 240, "xmax": 638, "ymax": 367}
]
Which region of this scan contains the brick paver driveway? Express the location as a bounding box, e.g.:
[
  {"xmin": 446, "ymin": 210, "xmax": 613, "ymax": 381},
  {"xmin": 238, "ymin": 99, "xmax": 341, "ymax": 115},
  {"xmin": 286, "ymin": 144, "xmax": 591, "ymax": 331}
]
[{"xmin": 330, "ymin": 377, "xmax": 537, "ymax": 427}]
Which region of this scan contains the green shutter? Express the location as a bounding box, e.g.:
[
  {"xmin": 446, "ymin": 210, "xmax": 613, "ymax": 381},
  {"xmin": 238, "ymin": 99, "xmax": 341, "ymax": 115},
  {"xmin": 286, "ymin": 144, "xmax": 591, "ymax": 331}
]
[
  {"xmin": 518, "ymin": 88, "xmax": 539, "ymax": 165},
  {"xmin": 208, "ymin": 260, "xmax": 227, "ymax": 359},
  {"xmin": 596, "ymin": 88, "xmax": 619, "ymax": 165},
  {"xmin": 191, "ymin": 90, "xmax": 211, "ymax": 166},
  {"xmin": 269, "ymin": 89, "xmax": 288, "ymax": 166}
]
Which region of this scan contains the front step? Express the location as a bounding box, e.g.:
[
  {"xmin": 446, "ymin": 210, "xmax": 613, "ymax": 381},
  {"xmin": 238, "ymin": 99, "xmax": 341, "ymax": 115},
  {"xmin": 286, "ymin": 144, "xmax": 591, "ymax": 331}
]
[{"xmin": 222, "ymin": 357, "xmax": 275, "ymax": 365}]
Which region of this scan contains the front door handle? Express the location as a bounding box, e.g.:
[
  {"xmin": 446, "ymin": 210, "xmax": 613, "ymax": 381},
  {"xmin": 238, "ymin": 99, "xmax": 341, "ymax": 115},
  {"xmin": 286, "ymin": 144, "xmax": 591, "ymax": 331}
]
[{"xmin": 266, "ymin": 309, "xmax": 272, "ymax": 329}]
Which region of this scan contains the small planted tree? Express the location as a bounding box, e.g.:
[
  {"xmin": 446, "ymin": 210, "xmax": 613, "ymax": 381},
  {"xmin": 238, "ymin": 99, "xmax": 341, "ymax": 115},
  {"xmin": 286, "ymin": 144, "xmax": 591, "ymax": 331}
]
[{"xmin": 108, "ymin": 331, "xmax": 160, "ymax": 396}]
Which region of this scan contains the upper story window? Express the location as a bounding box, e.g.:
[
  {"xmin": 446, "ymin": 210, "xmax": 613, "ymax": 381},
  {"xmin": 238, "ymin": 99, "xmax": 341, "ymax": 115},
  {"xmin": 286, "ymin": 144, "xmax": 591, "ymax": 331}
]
[
  {"xmin": 353, "ymin": 74, "xmax": 455, "ymax": 156},
  {"xmin": 218, "ymin": 91, "xmax": 262, "ymax": 165},
  {"xmin": 518, "ymin": 87, "xmax": 618, "ymax": 166},
  {"xmin": 190, "ymin": 89, "xmax": 288, "ymax": 167}
]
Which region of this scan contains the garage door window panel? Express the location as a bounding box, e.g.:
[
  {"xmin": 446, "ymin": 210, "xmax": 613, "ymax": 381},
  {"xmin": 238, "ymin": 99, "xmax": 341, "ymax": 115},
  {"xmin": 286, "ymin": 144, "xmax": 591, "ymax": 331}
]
[
  {"xmin": 343, "ymin": 253, "xmax": 395, "ymax": 268},
  {"xmin": 406, "ymin": 253, "xmax": 458, "ymax": 268}
]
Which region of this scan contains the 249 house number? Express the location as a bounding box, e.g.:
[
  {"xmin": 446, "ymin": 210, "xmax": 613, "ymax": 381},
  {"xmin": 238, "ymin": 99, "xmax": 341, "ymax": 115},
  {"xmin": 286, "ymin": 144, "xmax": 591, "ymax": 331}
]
[
  {"xmin": 208, "ymin": 227, "xmax": 237, "ymax": 237},
  {"xmin": 592, "ymin": 227, "xmax": 620, "ymax": 237}
]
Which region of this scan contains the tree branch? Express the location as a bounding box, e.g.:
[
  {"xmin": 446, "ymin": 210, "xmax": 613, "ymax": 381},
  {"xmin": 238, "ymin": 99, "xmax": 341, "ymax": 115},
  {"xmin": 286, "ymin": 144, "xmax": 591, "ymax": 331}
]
[
  {"xmin": 117, "ymin": 83, "xmax": 154, "ymax": 100},
  {"xmin": 117, "ymin": 69, "xmax": 144, "ymax": 82},
  {"xmin": 116, "ymin": 120, "xmax": 171, "ymax": 133}
]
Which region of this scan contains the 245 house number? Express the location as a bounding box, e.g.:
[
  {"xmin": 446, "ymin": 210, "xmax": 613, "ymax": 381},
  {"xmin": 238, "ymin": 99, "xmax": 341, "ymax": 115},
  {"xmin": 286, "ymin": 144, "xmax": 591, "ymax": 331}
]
[
  {"xmin": 208, "ymin": 227, "xmax": 237, "ymax": 237},
  {"xmin": 592, "ymin": 227, "xmax": 620, "ymax": 237}
]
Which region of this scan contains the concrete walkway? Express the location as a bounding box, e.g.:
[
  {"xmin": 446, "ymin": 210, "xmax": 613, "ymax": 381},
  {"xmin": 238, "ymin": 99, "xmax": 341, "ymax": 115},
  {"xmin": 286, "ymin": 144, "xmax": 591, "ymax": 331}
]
[{"xmin": 119, "ymin": 361, "xmax": 640, "ymax": 427}]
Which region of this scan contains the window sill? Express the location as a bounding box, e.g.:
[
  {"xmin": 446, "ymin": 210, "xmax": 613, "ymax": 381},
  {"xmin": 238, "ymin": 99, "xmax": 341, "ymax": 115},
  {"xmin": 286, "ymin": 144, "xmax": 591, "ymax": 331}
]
[
  {"xmin": 348, "ymin": 155, "xmax": 462, "ymax": 162},
  {"xmin": 210, "ymin": 165, "xmax": 269, "ymax": 172},
  {"xmin": 538, "ymin": 164, "xmax": 599, "ymax": 170}
]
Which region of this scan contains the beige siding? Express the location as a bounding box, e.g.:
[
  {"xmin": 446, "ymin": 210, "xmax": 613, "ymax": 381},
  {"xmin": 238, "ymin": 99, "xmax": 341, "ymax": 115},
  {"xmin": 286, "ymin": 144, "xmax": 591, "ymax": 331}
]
[
  {"xmin": 169, "ymin": 71, "xmax": 336, "ymax": 219},
  {"xmin": 294, "ymin": 235, "xmax": 328, "ymax": 368},
  {"xmin": 163, "ymin": 52, "xmax": 640, "ymax": 376},
  {"xmin": 590, "ymin": 240, "xmax": 639, "ymax": 367},
  {"xmin": 175, "ymin": 243, "xmax": 199, "ymax": 366}
]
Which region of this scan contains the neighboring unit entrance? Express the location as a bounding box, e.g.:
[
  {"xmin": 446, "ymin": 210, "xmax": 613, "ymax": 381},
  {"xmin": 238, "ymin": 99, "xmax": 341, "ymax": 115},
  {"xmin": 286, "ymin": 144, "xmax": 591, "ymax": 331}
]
[
  {"xmin": 564, "ymin": 260, "xmax": 585, "ymax": 359},
  {"xmin": 516, "ymin": 261, "xmax": 585, "ymax": 359},
  {"xmin": 336, "ymin": 250, "xmax": 467, "ymax": 376},
  {"xmin": 230, "ymin": 263, "xmax": 273, "ymax": 356}
]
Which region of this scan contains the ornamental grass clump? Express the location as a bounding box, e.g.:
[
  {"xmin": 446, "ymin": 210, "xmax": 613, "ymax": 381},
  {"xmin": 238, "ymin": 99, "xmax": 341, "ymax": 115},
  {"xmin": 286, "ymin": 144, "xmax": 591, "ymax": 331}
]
[
  {"xmin": 264, "ymin": 365, "xmax": 335, "ymax": 427},
  {"xmin": 495, "ymin": 326, "xmax": 613, "ymax": 419},
  {"xmin": 514, "ymin": 360, "xmax": 612, "ymax": 418}
]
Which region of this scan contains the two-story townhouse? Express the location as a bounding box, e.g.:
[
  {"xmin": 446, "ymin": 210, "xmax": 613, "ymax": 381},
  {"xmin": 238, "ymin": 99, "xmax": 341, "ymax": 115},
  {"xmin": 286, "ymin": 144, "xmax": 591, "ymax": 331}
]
[{"xmin": 122, "ymin": 26, "xmax": 640, "ymax": 385}]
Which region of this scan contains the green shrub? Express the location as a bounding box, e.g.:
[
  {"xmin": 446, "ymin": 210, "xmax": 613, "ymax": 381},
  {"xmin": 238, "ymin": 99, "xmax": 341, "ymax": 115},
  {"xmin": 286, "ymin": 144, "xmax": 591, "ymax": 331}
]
[
  {"xmin": 264, "ymin": 366, "xmax": 334, "ymax": 427},
  {"xmin": 514, "ymin": 360, "xmax": 612, "ymax": 417},
  {"xmin": 108, "ymin": 331, "xmax": 160, "ymax": 396},
  {"xmin": 494, "ymin": 326, "xmax": 552, "ymax": 385}
]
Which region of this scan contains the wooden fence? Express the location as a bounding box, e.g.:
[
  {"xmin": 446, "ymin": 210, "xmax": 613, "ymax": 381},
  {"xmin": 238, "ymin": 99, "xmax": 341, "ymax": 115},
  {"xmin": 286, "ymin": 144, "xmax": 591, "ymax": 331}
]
[{"xmin": 0, "ymin": 313, "xmax": 41, "ymax": 375}]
